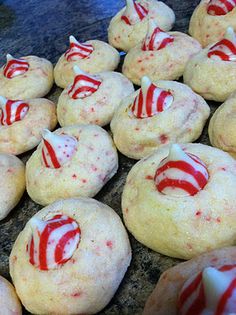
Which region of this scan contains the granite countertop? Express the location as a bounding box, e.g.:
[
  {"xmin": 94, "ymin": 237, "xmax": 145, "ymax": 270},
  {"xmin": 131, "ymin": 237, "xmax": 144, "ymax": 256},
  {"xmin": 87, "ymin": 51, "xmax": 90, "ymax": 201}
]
[{"xmin": 0, "ymin": 0, "xmax": 217, "ymax": 314}]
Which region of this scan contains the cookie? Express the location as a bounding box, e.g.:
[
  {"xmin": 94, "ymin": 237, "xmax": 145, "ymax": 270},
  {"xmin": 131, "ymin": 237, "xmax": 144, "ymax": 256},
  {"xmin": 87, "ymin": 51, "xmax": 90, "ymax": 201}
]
[{"xmin": 0, "ymin": 275, "xmax": 22, "ymax": 315}]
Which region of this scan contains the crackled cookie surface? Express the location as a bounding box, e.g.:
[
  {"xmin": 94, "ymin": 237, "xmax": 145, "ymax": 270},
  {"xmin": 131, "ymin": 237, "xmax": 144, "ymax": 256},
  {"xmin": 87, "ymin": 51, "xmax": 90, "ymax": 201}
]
[
  {"xmin": 57, "ymin": 66, "xmax": 134, "ymax": 127},
  {"xmin": 26, "ymin": 125, "xmax": 118, "ymax": 205},
  {"xmin": 0, "ymin": 96, "xmax": 57, "ymax": 155},
  {"xmin": 10, "ymin": 198, "xmax": 131, "ymax": 315},
  {"xmin": 54, "ymin": 36, "xmax": 120, "ymax": 88},
  {"xmin": 122, "ymin": 143, "xmax": 236, "ymax": 259},
  {"xmin": 0, "ymin": 54, "xmax": 53, "ymax": 99},
  {"xmin": 0, "ymin": 153, "xmax": 25, "ymax": 220},
  {"xmin": 189, "ymin": 0, "xmax": 236, "ymax": 47},
  {"xmin": 0, "ymin": 275, "xmax": 22, "ymax": 315},
  {"xmin": 110, "ymin": 78, "xmax": 210, "ymax": 159},
  {"xmin": 108, "ymin": 0, "xmax": 175, "ymax": 52}
]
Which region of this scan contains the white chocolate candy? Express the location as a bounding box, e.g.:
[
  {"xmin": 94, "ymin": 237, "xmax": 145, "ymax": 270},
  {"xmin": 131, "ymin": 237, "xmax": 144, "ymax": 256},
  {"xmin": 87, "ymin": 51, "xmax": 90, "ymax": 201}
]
[
  {"xmin": 207, "ymin": 0, "xmax": 236, "ymax": 16},
  {"xmin": 0, "ymin": 96, "xmax": 29, "ymax": 126},
  {"xmin": 121, "ymin": 0, "xmax": 148, "ymax": 25},
  {"xmin": 65, "ymin": 35, "xmax": 94, "ymax": 61},
  {"xmin": 3, "ymin": 54, "xmax": 29, "ymax": 79}
]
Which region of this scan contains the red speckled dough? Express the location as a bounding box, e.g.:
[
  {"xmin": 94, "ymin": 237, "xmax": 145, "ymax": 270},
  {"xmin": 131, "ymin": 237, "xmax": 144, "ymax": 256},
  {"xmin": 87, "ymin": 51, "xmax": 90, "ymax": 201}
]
[
  {"xmin": 122, "ymin": 143, "xmax": 236, "ymax": 259},
  {"xmin": 143, "ymin": 247, "xmax": 236, "ymax": 315},
  {"xmin": 0, "ymin": 56, "xmax": 54, "ymax": 99},
  {"xmin": 10, "ymin": 198, "xmax": 131, "ymax": 315},
  {"xmin": 0, "ymin": 275, "xmax": 22, "ymax": 315}
]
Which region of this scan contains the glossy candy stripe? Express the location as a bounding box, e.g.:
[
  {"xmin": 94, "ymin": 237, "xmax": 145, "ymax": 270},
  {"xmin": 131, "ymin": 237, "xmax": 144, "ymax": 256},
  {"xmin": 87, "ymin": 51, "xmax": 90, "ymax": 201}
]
[
  {"xmin": 41, "ymin": 129, "xmax": 77, "ymax": 169},
  {"xmin": 68, "ymin": 65, "xmax": 102, "ymax": 99},
  {"xmin": 65, "ymin": 35, "xmax": 94, "ymax": 61},
  {"xmin": 3, "ymin": 54, "xmax": 29, "ymax": 79},
  {"xmin": 0, "ymin": 96, "xmax": 29, "ymax": 126},
  {"xmin": 178, "ymin": 265, "xmax": 236, "ymax": 315},
  {"xmin": 154, "ymin": 144, "xmax": 209, "ymax": 196},
  {"xmin": 121, "ymin": 0, "xmax": 148, "ymax": 25},
  {"xmin": 207, "ymin": 0, "xmax": 236, "ymax": 15},
  {"xmin": 131, "ymin": 76, "xmax": 173, "ymax": 118},
  {"xmin": 142, "ymin": 20, "xmax": 174, "ymax": 51},
  {"xmin": 27, "ymin": 214, "xmax": 81, "ymax": 270}
]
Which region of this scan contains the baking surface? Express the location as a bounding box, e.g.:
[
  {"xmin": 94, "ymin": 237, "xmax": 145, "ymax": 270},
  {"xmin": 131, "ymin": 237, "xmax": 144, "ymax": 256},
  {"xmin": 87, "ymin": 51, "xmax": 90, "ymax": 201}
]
[{"xmin": 0, "ymin": 0, "xmax": 219, "ymax": 314}]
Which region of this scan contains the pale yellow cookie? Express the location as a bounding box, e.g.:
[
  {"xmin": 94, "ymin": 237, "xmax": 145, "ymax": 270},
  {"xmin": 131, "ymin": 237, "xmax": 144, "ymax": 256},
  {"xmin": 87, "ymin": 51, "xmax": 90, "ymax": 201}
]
[{"xmin": 0, "ymin": 275, "xmax": 22, "ymax": 315}]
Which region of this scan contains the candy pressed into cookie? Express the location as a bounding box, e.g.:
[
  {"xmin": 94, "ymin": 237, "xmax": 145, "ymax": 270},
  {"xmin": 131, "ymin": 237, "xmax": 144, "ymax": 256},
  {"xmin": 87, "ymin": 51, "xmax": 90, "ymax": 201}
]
[
  {"xmin": 108, "ymin": 0, "xmax": 175, "ymax": 52},
  {"xmin": 57, "ymin": 65, "xmax": 134, "ymax": 127},
  {"xmin": 0, "ymin": 275, "xmax": 22, "ymax": 315},
  {"xmin": 0, "ymin": 54, "xmax": 54, "ymax": 99},
  {"xmin": 10, "ymin": 198, "xmax": 131, "ymax": 315}
]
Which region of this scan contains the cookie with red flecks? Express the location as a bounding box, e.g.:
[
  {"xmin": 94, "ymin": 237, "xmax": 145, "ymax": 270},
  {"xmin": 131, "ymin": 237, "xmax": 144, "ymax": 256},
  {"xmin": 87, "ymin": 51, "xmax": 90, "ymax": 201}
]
[
  {"xmin": 110, "ymin": 77, "xmax": 209, "ymax": 159},
  {"xmin": 54, "ymin": 35, "xmax": 120, "ymax": 88},
  {"xmin": 0, "ymin": 275, "xmax": 22, "ymax": 314},
  {"xmin": 108, "ymin": 0, "xmax": 175, "ymax": 52},
  {"xmin": 0, "ymin": 96, "xmax": 57, "ymax": 155},
  {"xmin": 122, "ymin": 20, "xmax": 201, "ymax": 85},
  {"xmin": 9, "ymin": 197, "xmax": 131, "ymax": 315},
  {"xmin": 122, "ymin": 143, "xmax": 236, "ymax": 259},
  {"xmin": 26, "ymin": 125, "xmax": 118, "ymax": 205},
  {"xmin": 0, "ymin": 54, "xmax": 53, "ymax": 99}
]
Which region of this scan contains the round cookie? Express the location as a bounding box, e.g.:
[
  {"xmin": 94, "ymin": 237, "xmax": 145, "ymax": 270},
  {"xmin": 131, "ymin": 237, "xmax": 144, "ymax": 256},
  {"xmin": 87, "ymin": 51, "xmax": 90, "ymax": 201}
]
[
  {"xmin": 189, "ymin": 0, "xmax": 236, "ymax": 47},
  {"xmin": 122, "ymin": 21, "xmax": 202, "ymax": 85},
  {"xmin": 110, "ymin": 78, "xmax": 210, "ymax": 160},
  {"xmin": 10, "ymin": 197, "xmax": 131, "ymax": 315},
  {"xmin": 122, "ymin": 143, "xmax": 236, "ymax": 259},
  {"xmin": 0, "ymin": 54, "xmax": 54, "ymax": 99},
  {"xmin": 57, "ymin": 66, "xmax": 134, "ymax": 127},
  {"xmin": 0, "ymin": 96, "xmax": 57, "ymax": 155},
  {"xmin": 209, "ymin": 91, "xmax": 236, "ymax": 158},
  {"xmin": 26, "ymin": 125, "xmax": 118, "ymax": 206},
  {"xmin": 108, "ymin": 0, "xmax": 175, "ymax": 52},
  {"xmin": 143, "ymin": 247, "xmax": 236, "ymax": 315},
  {"xmin": 0, "ymin": 275, "xmax": 22, "ymax": 315},
  {"xmin": 0, "ymin": 153, "xmax": 25, "ymax": 220},
  {"xmin": 54, "ymin": 35, "xmax": 120, "ymax": 88}
]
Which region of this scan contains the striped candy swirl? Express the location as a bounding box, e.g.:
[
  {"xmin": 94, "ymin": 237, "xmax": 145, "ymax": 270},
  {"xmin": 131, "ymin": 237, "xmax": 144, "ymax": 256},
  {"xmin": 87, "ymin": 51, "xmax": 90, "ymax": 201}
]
[
  {"xmin": 121, "ymin": 0, "xmax": 148, "ymax": 25},
  {"xmin": 68, "ymin": 65, "xmax": 102, "ymax": 99},
  {"xmin": 207, "ymin": 0, "xmax": 236, "ymax": 15},
  {"xmin": 41, "ymin": 129, "xmax": 77, "ymax": 169},
  {"xmin": 154, "ymin": 144, "xmax": 209, "ymax": 196},
  {"xmin": 142, "ymin": 20, "xmax": 174, "ymax": 51},
  {"xmin": 3, "ymin": 54, "xmax": 29, "ymax": 79},
  {"xmin": 0, "ymin": 96, "xmax": 29, "ymax": 126},
  {"xmin": 27, "ymin": 214, "xmax": 81, "ymax": 270},
  {"xmin": 131, "ymin": 76, "xmax": 173, "ymax": 118},
  {"xmin": 178, "ymin": 265, "xmax": 236, "ymax": 315},
  {"xmin": 65, "ymin": 35, "xmax": 94, "ymax": 61}
]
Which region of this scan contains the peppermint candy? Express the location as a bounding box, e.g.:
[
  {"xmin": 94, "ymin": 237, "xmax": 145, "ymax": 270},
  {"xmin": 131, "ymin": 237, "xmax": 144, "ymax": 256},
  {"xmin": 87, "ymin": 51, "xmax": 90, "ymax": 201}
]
[
  {"xmin": 121, "ymin": 0, "xmax": 148, "ymax": 25},
  {"xmin": 131, "ymin": 76, "xmax": 173, "ymax": 118},
  {"xmin": 0, "ymin": 96, "xmax": 29, "ymax": 126},
  {"xmin": 3, "ymin": 54, "xmax": 29, "ymax": 79},
  {"xmin": 178, "ymin": 265, "xmax": 236, "ymax": 315},
  {"xmin": 41, "ymin": 129, "xmax": 77, "ymax": 169},
  {"xmin": 27, "ymin": 214, "xmax": 81, "ymax": 270},
  {"xmin": 142, "ymin": 20, "xmax": 174, "ymax": 51},
  {"xmin": 68, "ymin": 65, "xmax": 102, "ymax": 99},
  {"xmin": 154, "ymin": 144, "xmax": 209, "ymax": 196},
  {"xmin": 208, "ymin": 27, "xmax": 236, "ymax": 61},
  {"xmin": 64, "ymin": 35, "xmax": 94, "ymax": 61},
  {"xmin": 207, "ymin": 0, "xmax": 236, "ymax": 15}
]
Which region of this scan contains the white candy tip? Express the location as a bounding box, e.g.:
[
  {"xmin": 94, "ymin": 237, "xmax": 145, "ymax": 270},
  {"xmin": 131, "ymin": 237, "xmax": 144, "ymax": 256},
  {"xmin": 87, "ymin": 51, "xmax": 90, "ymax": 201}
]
[
  {"xmin": 148, "ymin": 19, "xmax": 158, "ymax": 30},
  {"xmin": 6, "ymin": 54, "xmax": 13, "ymax": 61},
  {"xmin": 225, "ymin": 26, "xmax": 235, "ymax": 41},
  {"xmin": 42, "ymin": 128, "xmax": 52, "ymax": 140},
  {"xmin": 69, "ymin": 35, "xmax": 78, "ymax": 44},
  {"xmin": 141, "ymin": 76, "xmax": 152, "ymax": 89},
  {"xmin": 126, "ymin": 0, "xmax": 134, "ymax": 7},
  {"xmin": 168, "ymin": 144, "xmax": 185, "ymax": 160},
  {"xmin": 0, "ymin": 96, "xmax": 7, "ymax": 107},
  {"xmin": 202, "ymin": 267, "xmax": 228, "ymax": 296},
  {"xmin": 73, "ymin": 65, "xmax": 86, "ymax": 76},
  {"xmin": 28, "ymin": 217, "xmax": 44, "ymax": 230}
]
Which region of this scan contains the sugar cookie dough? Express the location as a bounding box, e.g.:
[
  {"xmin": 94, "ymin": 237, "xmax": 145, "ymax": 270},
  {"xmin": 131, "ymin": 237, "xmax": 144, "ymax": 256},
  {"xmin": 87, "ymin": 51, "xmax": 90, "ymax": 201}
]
[
  {"xmin": 10, "ymin": 197, "xmax": 131, "ymax": 315},
  {"xmin": 0, "ymin": 275, "xmax": 22, "ymax": 315},
  {"xmin": 26, "ymin": 125, "xmax": 118, "ymax": 205},
  {"xmin": 0, "ymin": 54, "xmax": 54, "ymax": 99},
  {"xmin": 108, "ymin": 0, "xmax": 175, "ymax": 52}
]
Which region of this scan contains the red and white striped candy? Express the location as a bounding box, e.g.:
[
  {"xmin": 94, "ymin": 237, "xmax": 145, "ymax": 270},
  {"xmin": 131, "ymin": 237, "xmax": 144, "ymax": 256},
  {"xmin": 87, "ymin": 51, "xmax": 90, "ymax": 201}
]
[
  {"xmin": 0, "ymin": 96, "xmax": 29, "ymax": 126},
  {"xmin": 207, "ymin": 0, "xmax": 236, "ymax": 15},
  {"xmin": 208, "ymin": 27, "xmax": 236, "ymax": 61},
  {"xmin": 131, "ymin": 76, "xmax": 173, "ymax": 118},
  {"xmin": 41, "ymin": 129, "xmax": 77, "ymax": 169},
  {"xmin": 121, "ymin": 0, "xmax": 148, "ymax": 25},
  {"xmin": 27, "ymin": 214, "xmax": 81, "ymax": 270},
  {"xmin": 178, "ymin": 265, "xmax": 236, "ymax": 315},
  {"xmin": 154, "ymin": 144, "xmax": 209, "ymax": 196},
  {"xmin": 3, "ymin": 54, "xmax": 29, "ymax": 79},
  {"xmin": 142, "ymin": 20, "xmax": 174, "ymax": 51},
  {"xmin": 68, "ymin": 65, "xmax": 102, "ymax": 99},
  {"xmin": 64, "ymin": 35, "xmax": 94, "ymax": 61}
]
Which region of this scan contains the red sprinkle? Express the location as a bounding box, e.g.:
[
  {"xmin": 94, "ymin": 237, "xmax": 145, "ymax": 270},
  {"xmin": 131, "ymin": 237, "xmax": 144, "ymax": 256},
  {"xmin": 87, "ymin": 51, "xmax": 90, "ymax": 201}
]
[
  {"xmin": 106, "ymin": 241, "xmax": 113, "ymax": 249},
  {"xmin": 159, "ymin": 134, "xmax": 168, "ymax": 144},
  {"xmin": 145, "ymin": 175, "xmax": 154, "ymax": 180}
]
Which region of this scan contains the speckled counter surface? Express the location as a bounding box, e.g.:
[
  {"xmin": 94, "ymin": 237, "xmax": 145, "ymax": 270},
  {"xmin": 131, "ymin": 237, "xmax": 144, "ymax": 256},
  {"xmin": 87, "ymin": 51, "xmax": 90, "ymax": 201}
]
[{"xmin": 0, "ymin": 0, "xmax": 218, "ymax": 314}]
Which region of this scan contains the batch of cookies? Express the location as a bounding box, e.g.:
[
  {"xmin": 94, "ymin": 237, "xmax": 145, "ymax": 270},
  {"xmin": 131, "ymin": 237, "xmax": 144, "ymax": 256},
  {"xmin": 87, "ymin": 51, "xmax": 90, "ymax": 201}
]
[{"xmin": 1, "ymin": 0, "xmax": 236, "ymax": 314}]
